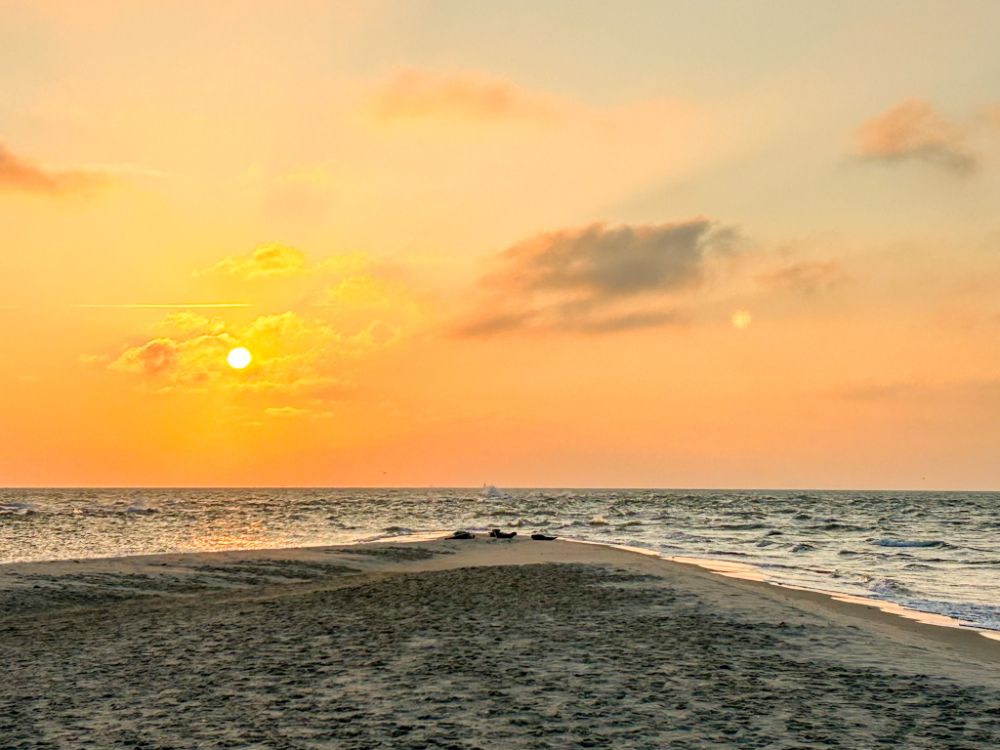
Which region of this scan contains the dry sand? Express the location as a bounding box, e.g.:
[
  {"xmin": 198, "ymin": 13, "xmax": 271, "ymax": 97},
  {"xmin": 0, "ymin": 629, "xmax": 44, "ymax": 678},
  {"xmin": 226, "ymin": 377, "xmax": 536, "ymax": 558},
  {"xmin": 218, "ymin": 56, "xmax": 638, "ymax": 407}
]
[{"xmin": 2, "ymin": 537, "xmax": 999, "ymax": 749}]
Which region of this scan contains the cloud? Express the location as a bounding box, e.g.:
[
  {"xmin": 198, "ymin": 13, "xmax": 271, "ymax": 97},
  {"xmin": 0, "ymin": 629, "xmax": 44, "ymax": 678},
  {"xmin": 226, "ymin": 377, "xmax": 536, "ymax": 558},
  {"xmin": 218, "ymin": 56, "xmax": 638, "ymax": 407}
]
[
  {"xmin": 458, "ymin": 219, "xmax": 735, "ymax": 335},
  {"xmin": 264, "ymin": 406, "xmax": 309, "ymax": 419},
  {"xmin": 837, "ymin": 381, "xmax": 914, "ymax": 401},
  {"xmin": 455, "ymin": 311, "xmax": 538, "ymax": 337},
  {"xmin": 978, "ymin": 104, "xmax": 1000, "ymax": 132},
  {"xmin": 371, "ymin": 68, "xmax": 559, "ymax": 123},
  {"xmin": 756, "ymin": 261, "xmax": 847, "ymax": 294},
  {"xmin": 836, "ymin": 378, "xmax": 1000, "ymax": 402},
  {"xmin": 197, "ymin": 243, "xmax": 308, "ymax": 280},
  {"xmin": 324, "ymin": 274, "xmax": 395, "ymax": 309},
  {"xmin": 104, "ymin": 244, "xmax": 429, "ymax": 422},
  {"xmin": 108, "ymin": 311, "xmax": 369, "ymax": 396},
  {"xmin": 854, "ymin": 99, "xmax": 976, "ymax": 175},
  {"xmin": 0, "ymin": 143, "xmax": 110, "ymax": 195},
  {"xmin": 561, "ymin": 309, "xmax": 686, "ymax": 334},
  {"xmin": 197, "ymin": 245, "xmax": 375, "ymax": 289},
  {"xmin": 494, "ymin": 221, "xmax": 721, "ymax": 297}
]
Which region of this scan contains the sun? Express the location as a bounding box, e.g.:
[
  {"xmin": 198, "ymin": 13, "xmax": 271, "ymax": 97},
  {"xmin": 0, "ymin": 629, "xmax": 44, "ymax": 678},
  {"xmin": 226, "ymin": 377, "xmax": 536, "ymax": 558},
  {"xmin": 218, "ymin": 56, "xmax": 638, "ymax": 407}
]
[{"xmin": 226, "ymin": 346, "xmax": 252, "ymax": 369}]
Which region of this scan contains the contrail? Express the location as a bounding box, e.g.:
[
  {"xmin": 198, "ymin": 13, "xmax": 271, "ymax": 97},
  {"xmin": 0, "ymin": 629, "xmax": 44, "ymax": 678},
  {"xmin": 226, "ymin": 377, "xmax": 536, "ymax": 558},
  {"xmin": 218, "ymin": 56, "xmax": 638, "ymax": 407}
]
[{"xmin": 74, "ymin": 303, "xmax": 251, "ymax": 309}]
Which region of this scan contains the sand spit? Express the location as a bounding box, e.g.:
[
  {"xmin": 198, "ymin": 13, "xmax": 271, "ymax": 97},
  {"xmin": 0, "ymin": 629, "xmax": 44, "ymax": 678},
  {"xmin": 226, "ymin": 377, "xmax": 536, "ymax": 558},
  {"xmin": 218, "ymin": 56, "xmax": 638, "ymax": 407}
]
[{"xmin": 2, "ymin": 538, "xmax": 999, "ymax": 749}]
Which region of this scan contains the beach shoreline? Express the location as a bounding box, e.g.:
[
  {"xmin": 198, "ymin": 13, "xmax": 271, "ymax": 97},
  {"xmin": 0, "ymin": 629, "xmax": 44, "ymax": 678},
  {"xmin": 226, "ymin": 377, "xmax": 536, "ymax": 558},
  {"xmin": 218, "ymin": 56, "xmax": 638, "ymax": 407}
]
[
  {"xmin": 4, "ymin": 532, "xmax": 999, "ymax": 652},
  {"xmin": 4, "ymin": 536, "xmax": 1000, "ymax": 748}
]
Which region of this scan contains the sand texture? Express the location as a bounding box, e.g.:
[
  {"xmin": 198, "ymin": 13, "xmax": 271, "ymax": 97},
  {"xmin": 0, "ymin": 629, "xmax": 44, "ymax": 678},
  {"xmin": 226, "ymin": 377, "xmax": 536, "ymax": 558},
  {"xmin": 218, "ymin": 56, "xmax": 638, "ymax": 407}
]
[{"xmin": 2, "ymin": 538, "xmax": 999, "ymax": 749}]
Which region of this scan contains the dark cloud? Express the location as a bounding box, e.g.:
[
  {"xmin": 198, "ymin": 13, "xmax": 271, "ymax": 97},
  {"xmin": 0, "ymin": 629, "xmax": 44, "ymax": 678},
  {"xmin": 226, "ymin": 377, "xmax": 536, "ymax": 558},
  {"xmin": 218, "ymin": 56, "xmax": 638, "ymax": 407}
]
[
  {"xmin": 493, "ymin": 220, "xmax": 715, "ymax": 297},
  {"xmin": 458, "ymin": 219, "xmax": 734, "ymax": 335},
  {"xmin": 563, "ymin": 309, "xmax": 686, "ymax": 334},
  {"xmin": 854, "ymin": 99, "xmax": 977, "ymax": 175},
  {"xmin": 0, "ymin": 143, "xmax": 107, "ymax": 195}
]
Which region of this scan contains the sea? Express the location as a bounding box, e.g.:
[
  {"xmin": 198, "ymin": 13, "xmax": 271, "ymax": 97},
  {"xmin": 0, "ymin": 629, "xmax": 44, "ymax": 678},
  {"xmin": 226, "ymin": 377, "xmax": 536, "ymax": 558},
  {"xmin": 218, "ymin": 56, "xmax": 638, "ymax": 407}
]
[{"xmin": 2, "ymin": 487, "xmax": 998, "ymax": 632}]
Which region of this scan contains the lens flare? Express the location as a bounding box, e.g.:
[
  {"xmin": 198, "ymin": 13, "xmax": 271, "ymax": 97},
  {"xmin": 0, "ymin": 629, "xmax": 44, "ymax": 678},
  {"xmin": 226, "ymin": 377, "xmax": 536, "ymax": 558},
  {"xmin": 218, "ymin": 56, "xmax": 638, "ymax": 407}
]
[{"xmin": 731, "ymin": 310, "xmax": 752, "ymax": 330}]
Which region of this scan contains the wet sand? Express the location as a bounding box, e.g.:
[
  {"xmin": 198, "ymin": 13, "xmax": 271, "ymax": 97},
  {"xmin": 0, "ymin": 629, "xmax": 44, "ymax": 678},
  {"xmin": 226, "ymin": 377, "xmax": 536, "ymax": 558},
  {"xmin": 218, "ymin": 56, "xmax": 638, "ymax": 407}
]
[{"xmin": 2, "ymin": 537, "xmax": 999, "ymax": 749}]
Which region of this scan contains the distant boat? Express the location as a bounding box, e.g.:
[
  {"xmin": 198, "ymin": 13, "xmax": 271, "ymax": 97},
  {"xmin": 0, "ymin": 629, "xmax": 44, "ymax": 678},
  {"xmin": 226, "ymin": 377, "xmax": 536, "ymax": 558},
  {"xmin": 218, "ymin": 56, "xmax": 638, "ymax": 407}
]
[{"xmin": 480, "ymin": 484, "xmax": 505, "ymax": 501}]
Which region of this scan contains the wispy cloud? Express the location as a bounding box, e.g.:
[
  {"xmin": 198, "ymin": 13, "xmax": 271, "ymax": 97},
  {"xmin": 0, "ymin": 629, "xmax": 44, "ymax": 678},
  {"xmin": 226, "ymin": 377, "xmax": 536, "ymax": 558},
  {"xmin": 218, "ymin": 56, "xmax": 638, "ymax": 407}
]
[
  {"xmin": 979, "ymin": 103, "xmax": 1000, "ymax": 131},
  {"xmin": 756, "ymin": 261, "xmax": 847, "ymax": 295},
  {"xmin": 264, "ymin": 406, "xmax": 309, "ymax": 419},
  {"xmin": 854, "ymin": 99, "xmax": 977, "ymax": 175},
  {"xmin": 0, "ymin": 143, "xmax": 110, "ymax": 195},
  {"xmin": 196, "ymin": 243, "xmax": 309, "ymax": 280},
  {"xmin": 837, "ymin": 378, "xmax": 1000, "ymax": 402},
  {"xmin": 372, "ymin": 68, "xmax": 560, "ymax": 123},
  {"xmin": 196, "ymin": 244, "xmax": 374, "ymax": 286},
  {"xmin": 837, "ymin": 381, "xmax": 915, "ymax": 401},
  {"xmin": 457, "ymin": 220, "xmax": 736, "ymax": 335}
]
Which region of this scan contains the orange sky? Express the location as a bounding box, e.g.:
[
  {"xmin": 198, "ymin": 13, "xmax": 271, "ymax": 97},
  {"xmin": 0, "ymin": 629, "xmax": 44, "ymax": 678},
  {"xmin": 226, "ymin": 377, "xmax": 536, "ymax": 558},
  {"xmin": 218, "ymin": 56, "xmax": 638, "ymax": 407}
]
[{"xmin": 2, "ymin": 1, "xmax": 999, "ymax": 489}]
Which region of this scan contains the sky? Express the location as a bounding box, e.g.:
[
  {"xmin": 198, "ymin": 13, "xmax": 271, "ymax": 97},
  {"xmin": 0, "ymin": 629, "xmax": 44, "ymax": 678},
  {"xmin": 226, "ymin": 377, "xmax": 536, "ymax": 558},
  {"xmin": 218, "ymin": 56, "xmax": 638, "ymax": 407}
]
[{"xmin": 1, "ymin": 0, "xmax": 999, "ymax": 489}]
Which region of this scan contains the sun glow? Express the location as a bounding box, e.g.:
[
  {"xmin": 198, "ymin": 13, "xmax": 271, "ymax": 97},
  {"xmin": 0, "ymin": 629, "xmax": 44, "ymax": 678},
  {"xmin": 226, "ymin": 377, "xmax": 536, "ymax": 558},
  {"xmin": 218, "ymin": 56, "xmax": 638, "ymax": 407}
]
[
  {"xmin": 227, "ymin": 347, "xmax": 252, "ymax": 369},
  {"xmin": 731, "ymin": 310, "xmax": 752, "ymax": 330}
]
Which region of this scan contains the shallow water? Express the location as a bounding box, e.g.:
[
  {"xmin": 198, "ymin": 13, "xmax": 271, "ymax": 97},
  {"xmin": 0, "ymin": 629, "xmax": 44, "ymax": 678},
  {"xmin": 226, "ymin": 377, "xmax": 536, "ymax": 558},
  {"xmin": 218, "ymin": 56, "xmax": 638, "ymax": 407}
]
[{"xmin": 2, "ymin": 487, "xmax": 998, "ymax": 631}]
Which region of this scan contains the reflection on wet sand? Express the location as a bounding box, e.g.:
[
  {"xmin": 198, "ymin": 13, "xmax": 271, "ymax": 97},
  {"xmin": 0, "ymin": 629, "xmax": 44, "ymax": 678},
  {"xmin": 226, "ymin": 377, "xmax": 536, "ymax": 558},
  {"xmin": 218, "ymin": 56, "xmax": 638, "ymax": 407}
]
[
  {"xmin": 183, "ymin": 517, "xmax": 270, "ymax": 552},
  {"xmin": 666, "ymin": 551, "xmax": 998, "ymax": 640}
]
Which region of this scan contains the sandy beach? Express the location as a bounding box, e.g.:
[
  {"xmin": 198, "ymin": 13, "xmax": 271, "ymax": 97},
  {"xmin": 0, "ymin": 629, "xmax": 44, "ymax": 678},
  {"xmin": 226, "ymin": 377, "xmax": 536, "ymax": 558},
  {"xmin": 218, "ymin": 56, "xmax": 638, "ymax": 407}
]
[{"xmin": 2, "ymin": 537, "xmax": 999, "ymax": 749}]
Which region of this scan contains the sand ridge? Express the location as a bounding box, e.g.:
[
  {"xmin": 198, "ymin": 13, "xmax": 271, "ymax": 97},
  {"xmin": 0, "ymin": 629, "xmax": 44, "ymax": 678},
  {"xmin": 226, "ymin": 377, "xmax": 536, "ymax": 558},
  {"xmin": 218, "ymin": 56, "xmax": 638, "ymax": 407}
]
[{"xmin": 2, "ymin": 538, "xmax": 999, "ymax": 748}]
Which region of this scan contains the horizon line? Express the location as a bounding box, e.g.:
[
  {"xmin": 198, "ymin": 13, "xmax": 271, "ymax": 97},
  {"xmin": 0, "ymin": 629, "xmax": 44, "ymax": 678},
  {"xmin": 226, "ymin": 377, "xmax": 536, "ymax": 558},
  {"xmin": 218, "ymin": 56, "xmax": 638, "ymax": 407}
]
[{"xmin": 1, "ymin": 484, "xmax": 996, "ymax": 493}]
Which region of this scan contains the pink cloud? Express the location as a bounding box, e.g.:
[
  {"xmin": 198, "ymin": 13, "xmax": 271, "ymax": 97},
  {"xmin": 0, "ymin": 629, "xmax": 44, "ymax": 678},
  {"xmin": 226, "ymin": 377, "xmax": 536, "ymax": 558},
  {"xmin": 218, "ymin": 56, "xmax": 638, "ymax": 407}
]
[
  {"xmin": 372, "ymin": 68, "xmax": 559, "ymax": 123},
  {"xmin": 854, "ymin": 99, "xmax": 976, "ymax": 174},
  {"xmin": 0, "ymin": 143, "xmax": 109, "ymax": 195}
]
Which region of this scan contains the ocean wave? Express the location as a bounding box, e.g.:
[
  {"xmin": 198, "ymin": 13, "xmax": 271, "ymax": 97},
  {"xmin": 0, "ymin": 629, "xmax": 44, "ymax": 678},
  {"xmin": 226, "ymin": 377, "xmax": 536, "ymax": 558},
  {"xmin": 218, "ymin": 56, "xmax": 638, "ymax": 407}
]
[
  {"xmin": 715, "ymin": 522, "xmax": 769, "ymax": 531},
  {"xmin": 0, "ymin": 502, "xmax": 39, "ymax": 516},
  {"xmin": 807, "ymin": 522, "xmax": 867, "ymax": 532},
  {"xmin": 868, "ymin": 577, "xmax": 913, "ymax": 597},
  {"xmin": 381, "ymin": 526, "xmax": 414, "ymax": 535},
  {"xmin": 707, "ymin": 549, "xmax": 750, "ymax": 557},
  {"xmin": 3, "ymin": 487, "xmax": 1000, "ymax": 632},
  {"xmin": 872, "ymin": 539, "xmax": 949, "ymax": 549},
  {"xmin": 897, "ymin": 599, "xmax": 1000, "ymax": 632},
  {"xmin": 661, "ymin": 531, "xmax": 711, "ymax": 543}
]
